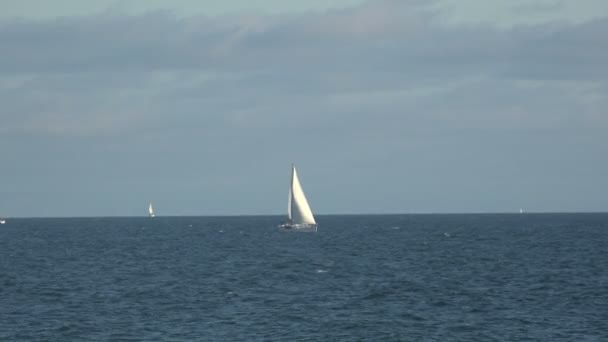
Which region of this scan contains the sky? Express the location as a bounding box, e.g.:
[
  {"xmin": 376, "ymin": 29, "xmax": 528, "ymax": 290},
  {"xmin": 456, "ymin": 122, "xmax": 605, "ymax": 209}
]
[{"xmin": 1, "ymin": 0, "xmax": 607, "ymax": 217}]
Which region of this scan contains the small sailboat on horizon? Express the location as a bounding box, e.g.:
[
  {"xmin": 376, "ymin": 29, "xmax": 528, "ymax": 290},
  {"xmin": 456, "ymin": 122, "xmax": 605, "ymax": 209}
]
[
  {"xmin": 279, "ymin": 164, "xmax": 317, "ymax": 231},
  {"xmin": 148, "ymin": 201, "xmax": 155, "ymax": 218},
  {"xmin": 0, "ymin": 218, "xmax": 5, "ymax": 224}
]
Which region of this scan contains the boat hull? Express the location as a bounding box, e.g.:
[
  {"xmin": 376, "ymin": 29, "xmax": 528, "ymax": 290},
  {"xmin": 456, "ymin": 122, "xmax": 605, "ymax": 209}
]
[{"xmin": 278, "ymin": 223, "xmax": 317, "ymax": 232}]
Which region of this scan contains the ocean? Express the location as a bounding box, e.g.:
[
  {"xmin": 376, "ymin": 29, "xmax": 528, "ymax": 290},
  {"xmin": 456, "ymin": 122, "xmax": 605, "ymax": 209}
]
[{"xmin": 1, "ymin": 214, "xmax": 606, "ymax": 341}]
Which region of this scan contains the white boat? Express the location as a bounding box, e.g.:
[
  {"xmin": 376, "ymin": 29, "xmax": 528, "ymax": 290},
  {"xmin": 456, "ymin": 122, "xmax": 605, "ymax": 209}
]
[
  {"xmin": 279, "ymin": 164, "xmax": 317, "ymax": 231},
  {"xmin": 519, "ymin": 208, "xmax": 524, "ymax": 214},
  {"xmin": 0, "ymin": 218, "xmax": 5, "ymax": 224},
  {"xmin": 149, "ymin": 201, "xmax": 155, "ymax": 218}
]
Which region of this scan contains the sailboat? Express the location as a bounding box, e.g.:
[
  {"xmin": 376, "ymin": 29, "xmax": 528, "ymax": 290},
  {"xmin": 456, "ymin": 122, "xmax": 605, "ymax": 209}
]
[
  {"xmin": 0, "ymin": 218, "xmax": 5, "ymax": 224},
  {"xmin": 519, "ymin": 208, "xmax": 524, "ymax": 214},
  {"xmin": 148, "ymin": 201, "xmax": 155, "ymax": 218},
  {"xmin": 279, "ymin": 164, "xmax": 317, "ymax": 231}
]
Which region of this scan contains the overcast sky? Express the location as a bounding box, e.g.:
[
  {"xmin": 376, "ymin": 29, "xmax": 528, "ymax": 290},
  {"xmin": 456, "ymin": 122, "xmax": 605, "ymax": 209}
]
[{"xmin": 1, "ymin": 0, "xmax": 607, "ymax": 217}]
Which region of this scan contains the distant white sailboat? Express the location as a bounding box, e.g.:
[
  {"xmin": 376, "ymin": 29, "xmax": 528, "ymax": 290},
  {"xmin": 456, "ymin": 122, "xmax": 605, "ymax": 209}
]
[
  {"xmin": 149, "ymin": 201, "xmax": 155, "ymax": 218},
  {"xmin": 279, "ymin": 164, "xmax": 317, "ymax": 231},
  {"xmin": 519, "ymin": 208, "xmax": 524, "ymax": 214},
  {"xmin": 0, "ymin": 218, "xmax": 5, "ymax": 224}
]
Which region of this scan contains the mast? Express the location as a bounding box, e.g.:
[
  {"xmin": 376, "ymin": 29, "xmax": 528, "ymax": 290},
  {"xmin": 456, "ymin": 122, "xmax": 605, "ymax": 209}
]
[{"xmin": 287, "ymin": 163, "xmax": 294, "ymax": 223}]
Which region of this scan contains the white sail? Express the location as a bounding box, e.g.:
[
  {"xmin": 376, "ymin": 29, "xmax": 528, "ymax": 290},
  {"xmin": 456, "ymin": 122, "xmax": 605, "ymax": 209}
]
[
  {"xmin": 149, "ymin": 201, "xmax": 155, "ymax": 217},
  {"xmin": 290, "ymin": 165, "xmax": 316, "ymax": 225}
]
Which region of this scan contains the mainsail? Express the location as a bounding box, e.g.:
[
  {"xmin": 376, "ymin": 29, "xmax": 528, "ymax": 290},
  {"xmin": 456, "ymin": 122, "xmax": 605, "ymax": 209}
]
[
  {"xmin": 149, "ymin": 201, "xmax": 155, "ymax": 218},
  {"xmin": 289, "ymin": 165, "xmax": 316, "ymax": 225}
]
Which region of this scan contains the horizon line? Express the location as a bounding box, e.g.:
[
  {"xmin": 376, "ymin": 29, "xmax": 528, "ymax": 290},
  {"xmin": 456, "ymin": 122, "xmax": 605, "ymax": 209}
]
[{"xmin": 3, "ymin": 211, "xmax": 608, "ymax": 219}]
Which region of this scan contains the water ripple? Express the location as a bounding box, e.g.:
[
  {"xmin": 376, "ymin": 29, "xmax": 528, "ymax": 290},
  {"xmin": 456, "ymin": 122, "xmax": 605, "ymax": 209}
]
[{"xmin": 0, "ymin": 214, "xmax": 606, "ymax": 341}]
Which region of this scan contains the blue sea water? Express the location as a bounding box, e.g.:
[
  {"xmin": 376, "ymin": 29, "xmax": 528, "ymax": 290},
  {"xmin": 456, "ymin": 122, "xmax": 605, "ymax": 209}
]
[{"xmin": 0, "ymin": 214, "xmax": 607, "ymax": 341}]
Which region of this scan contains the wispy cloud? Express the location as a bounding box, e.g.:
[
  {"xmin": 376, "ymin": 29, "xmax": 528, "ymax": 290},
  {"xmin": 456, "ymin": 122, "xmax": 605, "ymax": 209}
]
[{"xmin": 1, "ymin": 1, "xmax": 605, "ymax": 133}]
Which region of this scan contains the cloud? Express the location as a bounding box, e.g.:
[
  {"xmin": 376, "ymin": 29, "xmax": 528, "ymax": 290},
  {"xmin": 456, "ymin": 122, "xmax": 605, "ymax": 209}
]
[
  {"xmin": 506, "ymin": 18, "xmax": 608, "ymax": 80},
  {"xmin": 1, "ymin": 0, "xmax": 606, "ymax": 136},
  {"xmin": 0, "ymin": 2, "xmax": 604, "ymax": 76}
]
